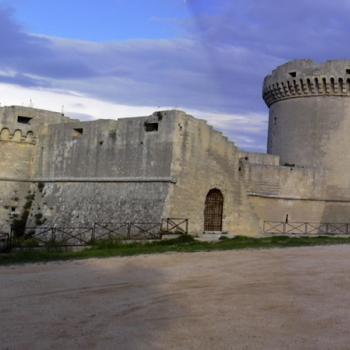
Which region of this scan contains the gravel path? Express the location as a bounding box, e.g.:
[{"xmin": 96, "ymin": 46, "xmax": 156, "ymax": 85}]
[{"xmin": 1, "ymin": 245, "xmax": 350, "ymax": 349}]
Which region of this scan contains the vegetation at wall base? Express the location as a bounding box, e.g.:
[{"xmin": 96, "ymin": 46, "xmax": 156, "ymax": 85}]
[{"xmin": 1, "ymin": 235, "xmax": 350, "ymax": 265}]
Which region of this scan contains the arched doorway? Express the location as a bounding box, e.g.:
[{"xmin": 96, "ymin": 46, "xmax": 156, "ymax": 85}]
[{"xmin": 204, "ymin": 189, "xmax": 224, "ymax": 231}]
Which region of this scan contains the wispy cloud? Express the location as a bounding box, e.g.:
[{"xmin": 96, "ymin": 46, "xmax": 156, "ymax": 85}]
[
  {"xmin": 0, "ymin": 5, "xmax": 270, "ymax": 115},
  {"xmin": 1, "ymin": 1, "xmax": 350, "ymax": 151},
  {"xmin": 194, "ymin": 110, "xmax": 268, "ymax": 151}
]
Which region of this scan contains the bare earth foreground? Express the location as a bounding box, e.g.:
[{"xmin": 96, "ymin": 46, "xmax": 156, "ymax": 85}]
[{"xmin": 2, "ymin": 246, "xmax": 350, "ymax": 350}]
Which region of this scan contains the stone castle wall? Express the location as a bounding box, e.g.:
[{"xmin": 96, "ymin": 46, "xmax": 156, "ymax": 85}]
[
  {"xmin": 3, "ymin": 59, "xmax": 350, "ymax": 238},
  {"xmin": 28, "ymin": 111, "xmax": 177, "ymax": 227},
  {"xmin": 0, "ymin": 106, "xmax": 74, "ymax": 232},
  {"xmin": 0, "ymin": 107, "xmax": 264, "ymax": 236},
  {"xmin": 164, "ymin": 112, "xmax": 260, "ymax": 235}
]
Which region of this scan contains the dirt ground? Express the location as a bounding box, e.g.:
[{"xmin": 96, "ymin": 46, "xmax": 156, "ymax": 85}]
[{"xmin": 2, "ymin": 246, "xmax": 350, "ymax": 350}]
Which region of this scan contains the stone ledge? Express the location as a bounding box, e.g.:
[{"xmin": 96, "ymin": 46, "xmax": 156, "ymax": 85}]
[
  {"xmin": 0, "ymin": 177, "xmax": 177, "ymax": 184},
  {"xmin": 248, "ymin": 192, "xmax": 350, "ymax": 203}
]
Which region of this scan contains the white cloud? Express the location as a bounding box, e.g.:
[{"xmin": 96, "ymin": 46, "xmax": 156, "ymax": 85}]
[
  {"xmin": 0, "ymin": 83, "xmax": 156, "ymax": 119},
  {"xmin": 0, "ymin": 69, "xmax": 17, "ymax": 78},
  {"xmin": 188, "ymin": 108, "xmax": 268, "ymax": 151}
]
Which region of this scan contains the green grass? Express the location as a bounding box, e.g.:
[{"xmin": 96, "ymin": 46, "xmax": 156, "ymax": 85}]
[{"xmin": 1, "ymin": 235, "xmax": 350, "ymax": 265}]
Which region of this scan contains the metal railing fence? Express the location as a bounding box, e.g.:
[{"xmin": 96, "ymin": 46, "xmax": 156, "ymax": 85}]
[
  {"xmin": 264, "ymin": 221, "xmax": 350, "ymax": 235},
  {"xmin": 4, "ymin": 218, "xmax": 189, "ymax": 250}
]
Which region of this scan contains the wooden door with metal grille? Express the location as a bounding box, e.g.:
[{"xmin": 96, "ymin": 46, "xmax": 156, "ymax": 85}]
[{"xmin": 204, "ymin": 189, "xmax": 224, "ymax": 231}]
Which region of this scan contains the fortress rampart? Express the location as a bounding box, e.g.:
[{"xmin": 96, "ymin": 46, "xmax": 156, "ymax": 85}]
[
  {"xmin": 2, "ymin": 59, "xmax": 350, "ymax": 237},
  {"xmin": 263, "ymin": 60, "xmax": 350, "ymax": 106},
  {"xmin": 0, "ymin": 107, "xmax": 260, "ymax": 235}
]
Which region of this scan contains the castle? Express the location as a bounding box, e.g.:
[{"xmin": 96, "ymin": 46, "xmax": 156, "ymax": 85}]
[{"xmin": 2, "ymin": 59, "xmax": 350, "ymax": 237}]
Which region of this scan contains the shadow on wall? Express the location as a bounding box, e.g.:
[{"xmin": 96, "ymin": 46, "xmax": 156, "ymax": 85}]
[{"xmin": 320, "ymin": 202, "xmax": 350, "ymax": 228}]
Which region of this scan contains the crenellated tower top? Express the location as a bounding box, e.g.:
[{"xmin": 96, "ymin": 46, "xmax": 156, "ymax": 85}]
[{"xmin": 263, "ymin": 60, "xmax": 350, "ymax": 107}]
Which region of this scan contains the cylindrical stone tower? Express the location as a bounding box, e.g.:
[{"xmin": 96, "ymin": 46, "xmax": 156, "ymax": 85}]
[{"xmin": 263, "ymin": 59, "xmax": 350, "ymax": 193}]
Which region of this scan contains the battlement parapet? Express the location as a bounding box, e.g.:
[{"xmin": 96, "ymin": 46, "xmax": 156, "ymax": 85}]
[
  {"xmin": 263, "ymin": 60, "xmax": 350, "ymax": 106},
  {"xmin": 0, "ymin": 127, "xmax": 36, "ymax": 144}
]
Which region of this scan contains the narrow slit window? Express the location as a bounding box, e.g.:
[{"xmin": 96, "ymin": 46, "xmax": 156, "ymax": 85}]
[
  {"xmin": 17, "ymin": 116, "xmax": 32, "ymax": 124},
  {"xmin": 144, "ymin": 122, "xmax": 158, "ymax": 132}
]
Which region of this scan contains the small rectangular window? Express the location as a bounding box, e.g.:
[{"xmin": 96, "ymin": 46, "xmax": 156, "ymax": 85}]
[
  {"xmin": 17, "ymin": 116, "xmax": 32, "ymax": 124},
  {"xmin": 72, "ymin": 128, "xmax": 83, "ymax": 139},
  {"xmin": 346, "ymin": 69, "xmax": 350, "ymax": 74},
  {"xmin": 74, "ymin": 128, "xmax": 83, "ymax": 135},
  {"xmin": 144, "ymin": 122, "xmax": 158, "ymax": 132},
  {"xmin": 289, "ymin": 72, "xmax": 297, "ymax": 78}
]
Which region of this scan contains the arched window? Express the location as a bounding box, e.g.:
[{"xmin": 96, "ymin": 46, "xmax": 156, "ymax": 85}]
[
  {"xmin": 13, "ymin": 130, "xmax": 22, "ymax": 142},
  {"xmin": 0, "ymin": 128, "xmax": 10, "ymax": 141},
  {"xmin": 204, "ymin": 189, "xmax": 224, "ymax": 231}
]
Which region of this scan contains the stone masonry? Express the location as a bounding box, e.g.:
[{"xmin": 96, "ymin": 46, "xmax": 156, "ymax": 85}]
[{"xmin": 2, "ymin": 59, "xmax": 350, "ymax": 236}]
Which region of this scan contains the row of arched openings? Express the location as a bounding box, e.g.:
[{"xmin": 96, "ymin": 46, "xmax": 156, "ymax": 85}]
[{"xmin": 0, "ymin": 128, "xmax": 34, "ymax": 142}]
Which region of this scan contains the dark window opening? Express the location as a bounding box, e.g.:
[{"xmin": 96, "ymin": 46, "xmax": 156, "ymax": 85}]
[
  {"xmin": 99, "ymin": 141, "xmax": 104, "ymax": 145},
  {"xmin": 72, "ymin": 128, "xmax": 83, "ymax": 139},
  {"xmin": 289, "ymin": 72, "xmax": 297, "ymax": 78},
  {"xmin": 144, "ymin": 122, "xmax": 158, "ymax": 132},
  {"xmin": 155, "ymin": 111, "xmax": 163, "ymax": 121},
  {"xmin": 17, "ymin": 116, "xmax": 32, "ymax": 124},
  {"xmin": 74, "ymin": 128, "xmax": 83, "ymax": 135},
  {"xmin": 274, "ymin": 116, "xmax": 277, "ymax": 125},
  {"xmin": 11, "ymin": 207, "xmax": 16, "ymax": 212},
  {"xmin": 346, "ymin": 69, "xmax": 350, "ymax": 74}
]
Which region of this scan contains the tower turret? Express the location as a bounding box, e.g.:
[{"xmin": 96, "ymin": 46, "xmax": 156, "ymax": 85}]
[{"xmin": 263, "ymin": 60, "xmax": 350, "ymax": 194}]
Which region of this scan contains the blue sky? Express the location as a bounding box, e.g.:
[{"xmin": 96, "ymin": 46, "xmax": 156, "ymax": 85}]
[
  {"xmin": 4, "ymin": 0, "xmax": 189, "ymax": 40},
  {"xmin": 0, "ymin": 0, "xmax": 350, "ymax": 151}
]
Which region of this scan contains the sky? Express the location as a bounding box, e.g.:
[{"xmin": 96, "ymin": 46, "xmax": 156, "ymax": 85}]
[{"xmin": 0, "ymin": 0, "xmax": 350, "ymax": 151}]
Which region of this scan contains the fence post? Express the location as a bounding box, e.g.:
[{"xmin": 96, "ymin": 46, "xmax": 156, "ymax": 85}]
[
  {"xmin": 185, "ymin": 219, "xmax": 189, "ymax": 235},
  {"xmin": 52, "ymin": 227, "xmax": 56, "ymax": 243},
  {"xmin": 9, "ymin": 226, "xmax": 13, "ymax": 250},
  {"xmin": 305, "ymin": 223, "xmax": 308, "ymax": 235},
  {"xmin": 91, "ymin": 223, "xmax": 96, "ymax": 243},
  {"xmin": 127, "ymin": 222, "xmax": 131, "ymax": 240}
]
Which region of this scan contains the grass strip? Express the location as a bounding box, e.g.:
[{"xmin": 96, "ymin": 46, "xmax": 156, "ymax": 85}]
[{"xmin": 1, "ymin": 235, "xmax": 350, "ymax": 265}]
